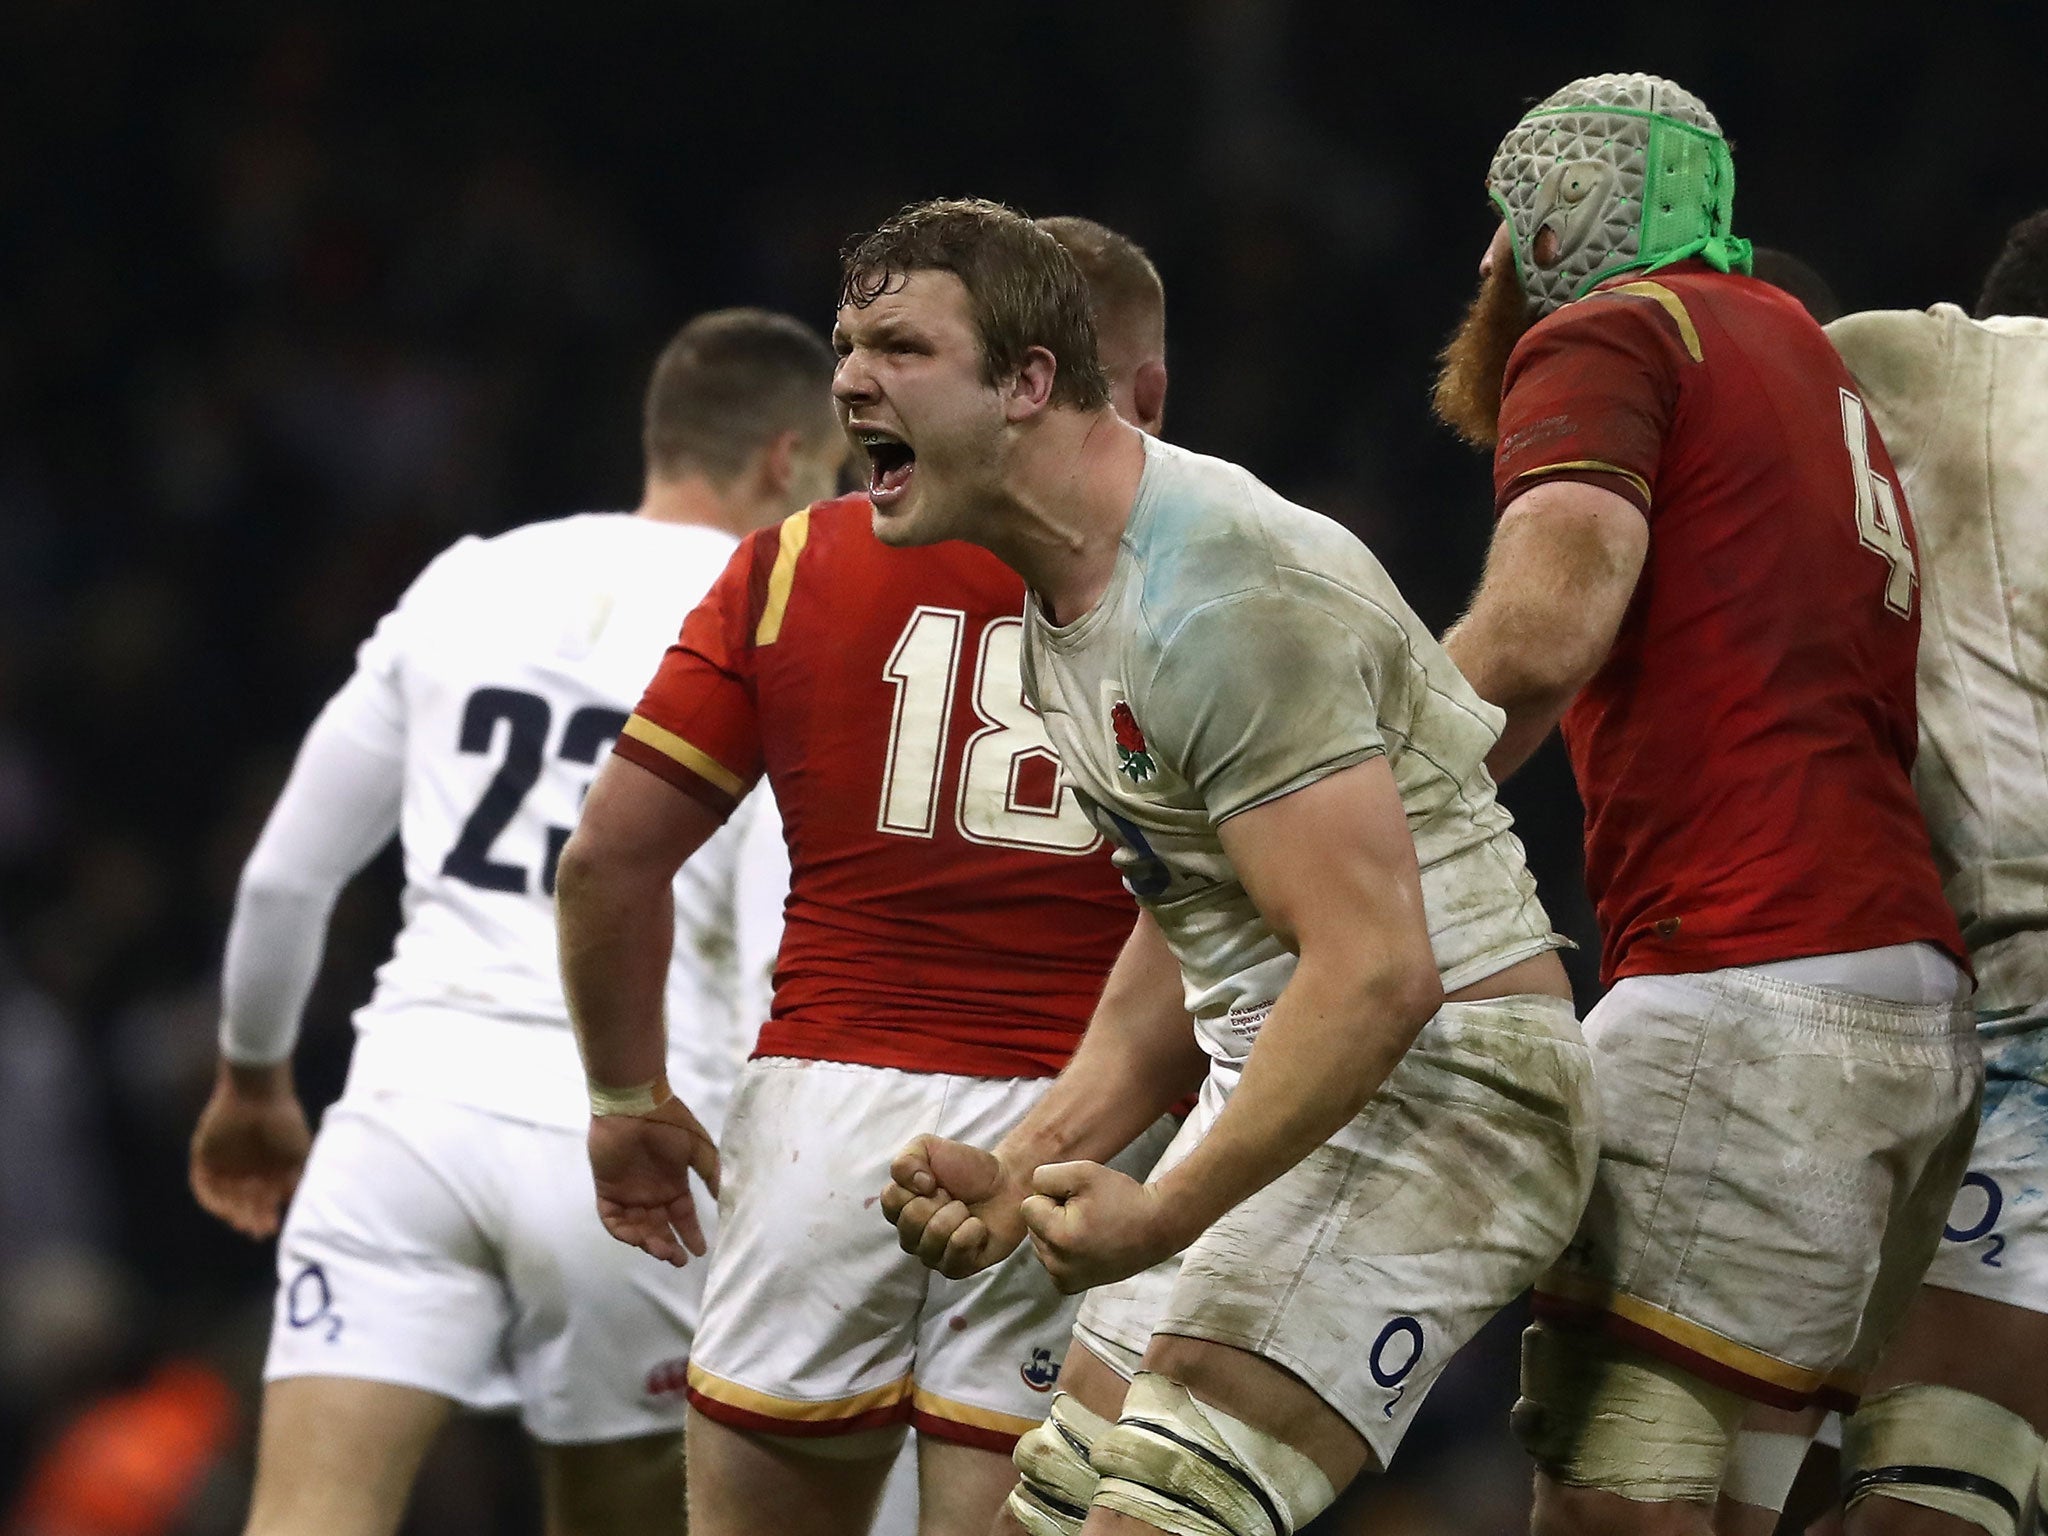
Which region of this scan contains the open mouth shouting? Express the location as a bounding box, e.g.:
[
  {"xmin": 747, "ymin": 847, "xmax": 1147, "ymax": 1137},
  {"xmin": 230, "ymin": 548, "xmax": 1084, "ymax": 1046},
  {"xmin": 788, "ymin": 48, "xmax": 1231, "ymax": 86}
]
[{"xmin": 853, "ymin": 426, "xmax": 917, "ymax": 507}]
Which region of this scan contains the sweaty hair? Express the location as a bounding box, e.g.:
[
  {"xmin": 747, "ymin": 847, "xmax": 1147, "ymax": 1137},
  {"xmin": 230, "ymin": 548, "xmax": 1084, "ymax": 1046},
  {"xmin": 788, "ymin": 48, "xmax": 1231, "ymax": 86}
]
[
  {"xmin": 642, "ymin": 308, "xmax": 837, "ymax": 484},
  {"xmin": 839, "ymin": 198, "xmax": 1111, "ymax": 411},
  {"xmin": 1037, "ymin": 215, "xmax": 1166, "ymax": 355},
  {"xmin": 1976, "ymin": 209, "xmax": 2048, "ymax": 319},
  {"xmin": 1748, "ymin": 246, "xmax": 1843, "ymax": 325}
]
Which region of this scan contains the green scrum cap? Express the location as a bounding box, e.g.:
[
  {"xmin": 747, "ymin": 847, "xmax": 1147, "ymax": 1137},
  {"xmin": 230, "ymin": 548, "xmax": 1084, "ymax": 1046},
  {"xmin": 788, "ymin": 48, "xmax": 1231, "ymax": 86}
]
[{"xmin": 1488, "ymin": 73, "xmax": 1753, "ymax": 316}]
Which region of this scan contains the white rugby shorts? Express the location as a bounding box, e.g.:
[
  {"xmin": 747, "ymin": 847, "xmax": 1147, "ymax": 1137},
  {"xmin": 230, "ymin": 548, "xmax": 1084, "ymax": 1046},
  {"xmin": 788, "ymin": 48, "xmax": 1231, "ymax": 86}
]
[
  {"xmin": 1072, "ymin": 994, "xmax": 1598, "ymax": 1468},
  {"xmin": 1921, "ymin": 1014, "xmax": 2048, "ymax": 1314},
  {"xmin": 1534, "ymin": 964, "xmax": 1981, "ymax": 1410},
  {"xmin": 265, "ymin": 1092, "xmax": 704, "ymax": 1443},
  {"xmin": 686, "ymin": 1057, "xmax": 1173, "ymax": 1451}
]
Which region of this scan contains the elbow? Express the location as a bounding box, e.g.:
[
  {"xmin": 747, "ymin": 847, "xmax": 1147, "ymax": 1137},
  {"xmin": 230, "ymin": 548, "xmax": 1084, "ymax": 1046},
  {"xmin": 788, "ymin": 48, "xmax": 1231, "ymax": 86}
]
[{"xmin": 1387, "ymin": 959, "xmax": 1445, "ymax": 1039}]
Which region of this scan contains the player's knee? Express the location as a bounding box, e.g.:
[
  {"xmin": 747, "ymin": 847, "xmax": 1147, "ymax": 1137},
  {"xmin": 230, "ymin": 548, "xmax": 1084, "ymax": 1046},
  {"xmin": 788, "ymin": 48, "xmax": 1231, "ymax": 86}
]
[
  {"xmin": 1087, "ymin": 1372, "xmax": 1337, "ymax": 1536},
  {"xmin": 1008, "ymin": 1393, "xmax": 1110, "ymax": 1536},
  {"xmin": 1512, "ymin": 1321, "xmax": 1745, "ymax": 1506},
  {"xmin": 1840, "ymin": 1384, "xmax": 2042, "ymax": 1536}
]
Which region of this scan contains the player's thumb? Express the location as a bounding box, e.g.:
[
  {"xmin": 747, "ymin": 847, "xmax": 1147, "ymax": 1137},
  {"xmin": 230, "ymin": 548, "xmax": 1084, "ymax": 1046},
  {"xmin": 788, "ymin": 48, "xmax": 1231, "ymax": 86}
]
[{"xmin": 1029, "ymin": 1160, "xmax": 1095, "ymax": 1203}]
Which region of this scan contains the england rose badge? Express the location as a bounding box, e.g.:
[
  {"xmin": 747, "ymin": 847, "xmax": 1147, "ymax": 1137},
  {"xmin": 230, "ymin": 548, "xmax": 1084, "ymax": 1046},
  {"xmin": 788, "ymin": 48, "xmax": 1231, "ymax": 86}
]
[{"xmin": 1111, "ymin": 700, "xmax": 1156, "ymax": 784}]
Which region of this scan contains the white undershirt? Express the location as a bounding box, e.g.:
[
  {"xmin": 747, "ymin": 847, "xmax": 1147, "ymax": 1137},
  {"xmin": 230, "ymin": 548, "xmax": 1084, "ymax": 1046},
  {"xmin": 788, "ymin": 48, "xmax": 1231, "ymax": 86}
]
[{"xmin": 1747, "ymin": 942, "xmax": 1968, "ymax": 1007}]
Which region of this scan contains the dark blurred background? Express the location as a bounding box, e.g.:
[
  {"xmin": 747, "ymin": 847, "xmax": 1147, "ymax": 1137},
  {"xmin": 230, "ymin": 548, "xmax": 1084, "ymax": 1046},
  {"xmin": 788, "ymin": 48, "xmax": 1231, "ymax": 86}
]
[{"xmin": 3, "ymin": 1, "xmax": 2041, "ymax": 1530}]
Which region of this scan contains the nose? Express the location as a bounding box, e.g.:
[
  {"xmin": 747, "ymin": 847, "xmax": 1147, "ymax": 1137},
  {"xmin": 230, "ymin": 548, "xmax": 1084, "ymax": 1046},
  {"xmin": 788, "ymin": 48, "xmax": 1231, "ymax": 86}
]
[{"xmin": 833, "ymin": 350, "xmax": 876, "ymax": 406}]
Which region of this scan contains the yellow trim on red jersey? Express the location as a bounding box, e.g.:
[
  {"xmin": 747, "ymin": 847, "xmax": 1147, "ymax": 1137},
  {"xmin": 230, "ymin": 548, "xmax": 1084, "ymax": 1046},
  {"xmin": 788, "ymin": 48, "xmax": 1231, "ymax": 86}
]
[
  {"xmin": 910, "ymin": 1385, "xmax": 1041, "ymax": 1438},
  {"xmin": 754, "ymin": 508, "xmax": 812, "ymax": 647},
  {"xmin": 1595, "ymin": 281, "xmax": 1705, "ymax": 363},
  {"xmin": 684, "ymin": 1363, "xmax": 912, "ymax": 1421},
  {"xmin": 1537, "ymin": 1271, "xmax": 1831, "ymax": 1396},
  {"xmin": 1513, "ymin": 458, "xmax": 1653, "ymax": 507},
  {"xmin": 620, "ymin": 715, "xmax": 745, "ymax": 797}
]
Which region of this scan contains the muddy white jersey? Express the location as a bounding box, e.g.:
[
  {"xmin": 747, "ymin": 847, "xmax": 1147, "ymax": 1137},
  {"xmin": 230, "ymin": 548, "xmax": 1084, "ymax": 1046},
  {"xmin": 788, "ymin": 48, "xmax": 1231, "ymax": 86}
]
[
  {"xmin": 1020, "ymin": 435, "xmax": 1560, "ymax": 1063},
  {"xmin": 335, "ymin": 512, "xmax": 776, "ymax": 1132},
  {"xmin": 1829, "ymin": 305, "xmax": 2048, "ymax": 1016}
]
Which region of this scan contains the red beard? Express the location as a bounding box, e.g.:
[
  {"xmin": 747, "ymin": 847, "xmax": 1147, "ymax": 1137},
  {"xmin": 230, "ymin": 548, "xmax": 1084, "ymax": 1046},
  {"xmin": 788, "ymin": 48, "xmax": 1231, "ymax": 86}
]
[{"xmin": 1432, "ymin": 257, "xmax": 1537, "ymax": 449}]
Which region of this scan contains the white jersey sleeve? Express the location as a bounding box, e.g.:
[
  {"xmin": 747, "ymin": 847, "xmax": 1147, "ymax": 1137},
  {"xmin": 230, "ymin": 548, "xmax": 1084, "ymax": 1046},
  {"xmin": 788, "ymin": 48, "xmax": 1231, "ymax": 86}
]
[{"xmin": 218, "ymin": 666, "xmax": 405, "ymax": 1063}]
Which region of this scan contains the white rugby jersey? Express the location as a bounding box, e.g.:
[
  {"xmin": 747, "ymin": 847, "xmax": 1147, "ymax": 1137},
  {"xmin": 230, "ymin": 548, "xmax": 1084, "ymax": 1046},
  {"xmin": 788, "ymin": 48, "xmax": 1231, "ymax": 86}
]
[
  {"xmin": 1828, "ymin": 305, "xmax": 2048, "ymax": 1016},
  {"xmin": 1020, "ymin": 435, "xmax": 1560, "ymax": 1063},
  {"xmin": 221, "ymin": 512, "xmax": 783, "ymax": 1133}
]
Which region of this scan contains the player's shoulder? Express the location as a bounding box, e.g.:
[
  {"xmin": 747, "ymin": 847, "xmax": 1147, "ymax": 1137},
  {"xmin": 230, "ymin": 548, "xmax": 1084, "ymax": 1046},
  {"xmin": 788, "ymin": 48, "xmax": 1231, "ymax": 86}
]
[
  {"xmin": 1826, "ymin": 305, "xmax": 1962, "ymax": 417},
  {"xmin": 1130, "ymin": 439, "xmax": 1382, "ymax": 644}
]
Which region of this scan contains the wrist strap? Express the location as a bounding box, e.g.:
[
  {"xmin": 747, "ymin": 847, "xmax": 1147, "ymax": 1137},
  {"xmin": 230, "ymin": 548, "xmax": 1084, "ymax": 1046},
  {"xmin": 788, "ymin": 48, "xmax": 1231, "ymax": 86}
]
[{"xmin": 588, "ymin": 1074, "xmax": 674, "ymax": 1118}]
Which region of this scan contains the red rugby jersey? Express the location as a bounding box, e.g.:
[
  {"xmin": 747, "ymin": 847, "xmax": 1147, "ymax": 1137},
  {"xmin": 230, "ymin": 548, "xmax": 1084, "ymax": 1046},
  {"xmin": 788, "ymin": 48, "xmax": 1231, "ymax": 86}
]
[
  {"xmin": 615, "ymin": 495, "xmax": 1136, "ymax": 1076},
  {"xmin": 1492, "ymin": 265, "xmax": 1964, "ymax": 984}
]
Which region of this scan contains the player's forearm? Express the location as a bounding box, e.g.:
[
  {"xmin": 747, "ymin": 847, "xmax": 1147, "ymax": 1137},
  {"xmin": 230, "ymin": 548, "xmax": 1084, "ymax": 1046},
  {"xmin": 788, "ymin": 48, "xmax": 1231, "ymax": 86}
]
[
  {"xmin": 996, "ymin": 912, "xmax": 1204, "ymax": 1173},
  {"xmin": 1148, "ymin": 946, "xmax": 1440, "ymax": 1244},
  {"xmin": 556, "ymin": 837, "xmax": 678, "ymax": 1091}
]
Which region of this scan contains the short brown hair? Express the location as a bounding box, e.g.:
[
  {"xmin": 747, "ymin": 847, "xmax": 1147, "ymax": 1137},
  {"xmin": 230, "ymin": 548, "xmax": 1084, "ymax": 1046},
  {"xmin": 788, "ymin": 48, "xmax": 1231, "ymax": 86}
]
[
  {"xmin": 1037, "ymin": 215, "xmax": 1166, "ymax": 354},
  {"xmin": 643, "ymin": 308, "xmax": 837, "ymax": 483},
  {"xmin": 1977, "ymin": 209, "xmax": 2048, "ymax": 320},
  {"xmin": 839, "ymin": 198, "xmax": 1111, "ymax": 411}
]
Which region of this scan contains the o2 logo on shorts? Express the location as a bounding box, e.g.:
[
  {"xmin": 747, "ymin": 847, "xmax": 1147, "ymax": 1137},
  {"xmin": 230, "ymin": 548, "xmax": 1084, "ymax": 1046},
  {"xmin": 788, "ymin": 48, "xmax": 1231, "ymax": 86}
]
[
  {"xmin": 1943, "ymin": 1173, "xmax": 2006, "ymax": 1268},
  {"xmin": 286, "ymin": 1262, "xmax": 343, "ymax": 1343},
  {"xmin": 1020, "ymin": 1348, "xmax": 1061, "ymax": 1393},
  {"xmin": 1369, "ymin": 1316, "xmax": 1425, "ymax": 1418}
]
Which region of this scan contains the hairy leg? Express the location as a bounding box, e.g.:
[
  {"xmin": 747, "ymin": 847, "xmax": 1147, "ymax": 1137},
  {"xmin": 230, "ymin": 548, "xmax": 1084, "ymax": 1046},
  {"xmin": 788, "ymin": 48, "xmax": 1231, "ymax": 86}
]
[
  {"xmin": 242, "ymin": 1376, "xmax": 453, "ymax": 1536},
  {"xmin": 916, "ymin": 1436, "xmax": 1027, "ymax": 1536},
  {"xmin": 538, "ymin": 1430, "xmax": 685, "ymax": 1536},
  {"xmin": 685, "ymin": 1406, "xmax": 897, "ymax": 1536}
]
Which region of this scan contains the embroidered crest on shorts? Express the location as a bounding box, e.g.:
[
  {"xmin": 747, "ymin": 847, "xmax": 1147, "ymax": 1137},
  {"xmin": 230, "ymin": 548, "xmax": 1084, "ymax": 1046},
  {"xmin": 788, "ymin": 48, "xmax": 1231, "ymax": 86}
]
[
  {"xmin": 1020, "ymin": 1347, "xmax": 1062, "ymax": 1392},
  {"xmin": 1111, "ymin": 700, "xmax": 1156, "ymax": 784}
]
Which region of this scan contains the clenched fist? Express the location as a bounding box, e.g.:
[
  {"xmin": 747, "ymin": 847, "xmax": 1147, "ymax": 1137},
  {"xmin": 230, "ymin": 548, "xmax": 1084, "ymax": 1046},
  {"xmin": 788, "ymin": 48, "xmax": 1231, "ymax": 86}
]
[
  {"xmin": 881, "ymin": 1135, "xmax": 1033, "ymax": 1280},
  {"xmin": 1021, "ymin": 1160, "xmax": 1184, "ymax": 1294}
]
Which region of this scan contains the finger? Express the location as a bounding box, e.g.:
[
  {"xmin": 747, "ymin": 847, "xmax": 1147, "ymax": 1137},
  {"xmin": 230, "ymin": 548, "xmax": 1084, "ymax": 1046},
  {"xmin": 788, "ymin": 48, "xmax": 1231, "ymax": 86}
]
[
  {"xmin": 889, "ymin": 1138, "xmax": 939, "ymax": 1198},
  {"xmin": 1015, "ymin": 1196, "xmax": 1064, "ymax": 1245},
  {"xmin": 690, "ymin": 1134, "xmax": 721, "ymax": 1202},
  {"xmin": 914, "ymin": 1200, "xmax": 972, "ymax": 1271},
  {"xmin": 1026, "ymin": 1228, "xmax": 1075, "ymax": 1292},
  {"xmin": 938, "ymin": 1216, "xmax": 989, "ymax": 1281},
  {"xmin": 886, "ymin": 1190, "xmax": 944, "ymax": 1251},
  {"xmin": 667, "ymin": 1195, "xmax": 708, "ymax": 1258},
  {"xmin": 879, "ymin": 1179, "xmax": 916, "ymax": 1225},
  {"xmin": 1031, "ymin": 1160, "xmax": 1097, "ymax": 1201}
]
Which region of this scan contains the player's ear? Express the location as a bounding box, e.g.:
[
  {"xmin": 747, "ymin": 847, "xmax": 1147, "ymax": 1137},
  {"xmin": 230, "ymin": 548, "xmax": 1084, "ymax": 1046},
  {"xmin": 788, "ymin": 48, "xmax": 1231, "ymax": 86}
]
[
  {"xmin": 1004, "ymin": 346, "xmax": 1060, "ymax": 422},
  {"xmin": 1131, "ymin": 361, "xmax": 1168, "ymax": 436},
  {"xmin": 757, "ymin": 428, "xmax": 803, "ymax": 496}
]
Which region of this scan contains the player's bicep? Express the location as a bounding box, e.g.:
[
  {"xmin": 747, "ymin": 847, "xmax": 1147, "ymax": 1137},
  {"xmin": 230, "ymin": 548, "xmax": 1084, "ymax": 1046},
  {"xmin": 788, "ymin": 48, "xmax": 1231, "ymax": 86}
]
[
  {"xmin": 1465, "ymin": 478, "xmax": 1648, "ymax": 692},
  {"xmin": 571, "ymin": 752, "xmax": 726, "ymax": 881},
  {"xmin": 1217, "ymin": 757, "xmax": 1431, "ymax": 965}
]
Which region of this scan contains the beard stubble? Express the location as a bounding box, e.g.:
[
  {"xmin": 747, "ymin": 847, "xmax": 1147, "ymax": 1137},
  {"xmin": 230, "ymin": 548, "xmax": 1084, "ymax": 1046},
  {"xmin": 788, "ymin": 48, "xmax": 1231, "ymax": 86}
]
[{"xmin": 1432, "ymin": 257, "xmax": 1537, "ymax": 450}]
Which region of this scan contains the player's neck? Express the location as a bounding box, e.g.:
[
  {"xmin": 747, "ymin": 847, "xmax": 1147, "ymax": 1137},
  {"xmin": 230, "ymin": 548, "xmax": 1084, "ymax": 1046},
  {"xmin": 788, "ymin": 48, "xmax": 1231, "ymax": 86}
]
[
  {"xmin": 985, "ymin": 412, "xmax": 1146, "ymax": 627},
  {"xmin": 635, "ymin": 473, "xmax": 765, "ymax": 539}
]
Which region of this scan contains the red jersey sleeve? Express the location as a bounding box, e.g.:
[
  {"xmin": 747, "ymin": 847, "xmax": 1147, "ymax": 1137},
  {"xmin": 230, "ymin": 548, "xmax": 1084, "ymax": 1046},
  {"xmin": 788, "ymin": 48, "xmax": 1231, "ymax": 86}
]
[
  {"xmin": 1492, "ymin": 282, "xmax": 1699, "ymax": 518},
  {"xmin": 614, "ymin": 510, "xmax": 808, "ymax": 817}
]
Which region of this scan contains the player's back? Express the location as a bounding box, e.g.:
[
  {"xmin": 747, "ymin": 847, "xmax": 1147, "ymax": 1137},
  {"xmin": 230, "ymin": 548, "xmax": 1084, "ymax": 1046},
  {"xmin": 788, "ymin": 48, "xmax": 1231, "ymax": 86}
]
[
  {"xmin": 350, "ymin": 512, "xmax": 753, "ymax": 1126},
  {"xmin": 1508, "ymin": 266, "xmax": 1961, "ymax": 980},
  {"xmin": 1828, "ymin": 303, "xmax": 2048, "ymax": 1013},
  {"xmin": 620, "ymin": 496, "xmax": 1135, "ymax": 1079}
]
